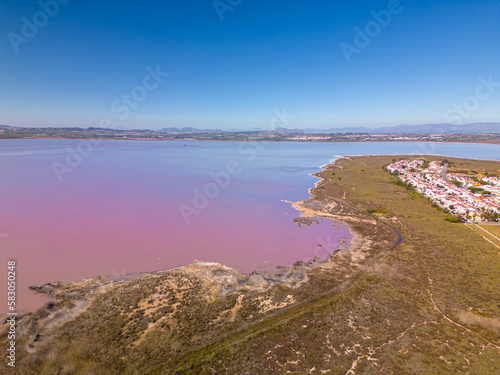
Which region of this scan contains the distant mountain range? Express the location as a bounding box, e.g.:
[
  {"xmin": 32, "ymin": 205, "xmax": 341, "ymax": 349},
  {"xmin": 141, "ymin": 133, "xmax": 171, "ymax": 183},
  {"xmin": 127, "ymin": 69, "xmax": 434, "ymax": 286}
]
[
  {"xmin": 156, "ymin": 123, "xmax": 500, "ymax": 134},
  {"xmin": 302, "ymin": 123, "xmax": 500, "ymax": 134},
  {"xmin": 1, "ymin": 123, "xmax": 499, "ymax": 134},
  {"xmin": 274, "ymin": 127, "xmax": 305, "ymax": 134},
  {"xmin": 157, "ymin": 127, "xmax": 224, "ymax": 134}
]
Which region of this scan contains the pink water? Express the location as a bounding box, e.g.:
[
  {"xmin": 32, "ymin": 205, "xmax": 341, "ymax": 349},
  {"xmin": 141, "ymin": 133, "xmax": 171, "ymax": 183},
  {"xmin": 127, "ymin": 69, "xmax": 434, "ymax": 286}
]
[
  {"xmin": 0, "ymin": 140, "xmax": 349, "ymax": 312},
  {"xmin": 6, "ymin": 139, "xmax": 497, "ymax": 312}
]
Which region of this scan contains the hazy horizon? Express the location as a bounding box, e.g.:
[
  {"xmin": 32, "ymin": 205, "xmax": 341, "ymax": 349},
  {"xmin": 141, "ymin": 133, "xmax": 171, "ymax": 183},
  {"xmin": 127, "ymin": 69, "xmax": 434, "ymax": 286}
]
[
  {"xmin": 1, "ymin": 1, "xmax": 499, "ymax": 130},
  {"xmin": 2, "ymin": 121, "xmax": 500, "ymax": 133}
]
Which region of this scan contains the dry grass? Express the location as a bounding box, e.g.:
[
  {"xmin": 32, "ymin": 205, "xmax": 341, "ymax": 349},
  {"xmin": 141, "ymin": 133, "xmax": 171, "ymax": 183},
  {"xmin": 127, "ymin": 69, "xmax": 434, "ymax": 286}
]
[
  {"xmin": 469, "ymin": 224, "xmax": 500, "ymax": 248},
  {"xmin": 457, "ymin": 310, "xmax": 500, "ymax": 333},
  {"xmin": 2, "ymin": 154, "xmax": 500, "ymax": 375},
  {"xmin": 479, "ymin": 225, "xmax": 500, "ymax": 239}
]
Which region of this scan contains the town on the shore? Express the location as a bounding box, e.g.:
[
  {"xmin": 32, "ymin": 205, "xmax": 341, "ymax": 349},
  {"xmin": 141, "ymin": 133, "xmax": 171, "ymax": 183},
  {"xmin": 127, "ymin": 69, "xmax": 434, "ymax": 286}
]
[{"xmin": 387, "ymin": 159, "xmax": 500, "ymax": 222}]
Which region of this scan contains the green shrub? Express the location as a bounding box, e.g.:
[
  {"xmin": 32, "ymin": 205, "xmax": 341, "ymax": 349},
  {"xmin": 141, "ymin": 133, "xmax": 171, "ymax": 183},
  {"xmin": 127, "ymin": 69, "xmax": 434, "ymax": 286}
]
[{"xmin": 391, "ymin": 180, "xmax": 412, "ymax": 190}]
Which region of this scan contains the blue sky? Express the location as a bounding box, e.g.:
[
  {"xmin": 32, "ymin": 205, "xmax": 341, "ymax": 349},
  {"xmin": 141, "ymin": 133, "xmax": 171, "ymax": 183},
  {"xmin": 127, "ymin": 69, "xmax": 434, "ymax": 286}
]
[{"xmin": 1, "ymin": 0, "xmax": 499, "ymax": 130}]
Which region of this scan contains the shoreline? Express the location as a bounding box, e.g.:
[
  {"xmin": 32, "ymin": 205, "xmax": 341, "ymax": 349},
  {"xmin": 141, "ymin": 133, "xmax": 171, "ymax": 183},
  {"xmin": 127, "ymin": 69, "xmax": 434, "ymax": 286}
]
[
  {"xmin": 9, "ymin": 153, "xmax": 498, "ymax": 315},
  {"xmin": 1, "ymin": 136, "xmax": 500, "ymax": 147},
  {"xmin": 338, "ymin": 153, "xmax": 500, "ymax": 163},
  {"xmin": 6, "ymin": 154, "xmax": 500, "ymax": 373},
  {"xmin": 9, "ymin": 156, "xmax": 357, "ymax": 316}
]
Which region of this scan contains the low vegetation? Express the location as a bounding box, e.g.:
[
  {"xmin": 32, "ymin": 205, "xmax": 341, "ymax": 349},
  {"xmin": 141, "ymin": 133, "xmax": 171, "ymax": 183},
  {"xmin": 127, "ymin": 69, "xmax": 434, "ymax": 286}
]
[{"xmin": 1, "ymin": 155, "xmax": 499, "ymax": 374}]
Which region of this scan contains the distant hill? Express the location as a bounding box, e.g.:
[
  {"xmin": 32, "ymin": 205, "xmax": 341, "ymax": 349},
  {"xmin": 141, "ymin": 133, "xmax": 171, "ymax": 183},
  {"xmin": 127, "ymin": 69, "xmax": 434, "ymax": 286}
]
[
  {"xmin": 274, "ymin": 127, "xmax": 304, "ymax": 134},
  {"xmin": 159, "ymin": 123, "xmax": 500, "ymax": 134},
  {"xmin": 158, "ymin": 127, "xmax": 224, "ymax": 134},
  {"xmin": 1, "ymin": 122, "xmax": 499, "ymax": 134},
  {"xmin": 304, "ymin": 123, "xmax": 500, "ymax": 134}
]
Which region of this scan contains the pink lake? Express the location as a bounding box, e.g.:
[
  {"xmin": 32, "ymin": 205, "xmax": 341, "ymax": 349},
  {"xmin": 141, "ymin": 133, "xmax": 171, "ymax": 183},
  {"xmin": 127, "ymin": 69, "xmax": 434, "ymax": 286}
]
[{"xmin": 0, "ymin": 140, "xmax": 350, "ymax": 312}]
